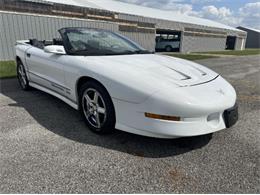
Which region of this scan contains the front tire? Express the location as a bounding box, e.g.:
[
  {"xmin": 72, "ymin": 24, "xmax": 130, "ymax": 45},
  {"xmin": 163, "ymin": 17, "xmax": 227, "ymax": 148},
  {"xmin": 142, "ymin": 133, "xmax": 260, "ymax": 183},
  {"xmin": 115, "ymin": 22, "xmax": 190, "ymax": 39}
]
[
  {"xmin": 79, "ymin": 81, "xmax": 116, "ymax": 134},
  {"xmin": 17, "ymin": 60, "xmax": 30, "ymax": 90}
]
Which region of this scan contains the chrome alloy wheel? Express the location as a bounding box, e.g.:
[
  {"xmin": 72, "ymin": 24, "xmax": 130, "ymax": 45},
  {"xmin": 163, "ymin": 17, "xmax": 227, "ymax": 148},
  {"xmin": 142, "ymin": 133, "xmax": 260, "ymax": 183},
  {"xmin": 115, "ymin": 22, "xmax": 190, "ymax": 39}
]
[
  {"xmin": 18, "ymin": 64, "xmax": 27, "ymax": 88},
  {"xmin": 82, "ymin": 88, "xmax": 107, "ymax": 129}
]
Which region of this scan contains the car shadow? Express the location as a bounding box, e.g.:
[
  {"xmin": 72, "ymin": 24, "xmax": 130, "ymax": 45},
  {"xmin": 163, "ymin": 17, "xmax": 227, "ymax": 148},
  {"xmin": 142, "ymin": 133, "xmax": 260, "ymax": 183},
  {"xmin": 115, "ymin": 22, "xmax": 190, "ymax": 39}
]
[{"xmin": 1, "ymin": 78, "xmax": 212, "ymax": 158}]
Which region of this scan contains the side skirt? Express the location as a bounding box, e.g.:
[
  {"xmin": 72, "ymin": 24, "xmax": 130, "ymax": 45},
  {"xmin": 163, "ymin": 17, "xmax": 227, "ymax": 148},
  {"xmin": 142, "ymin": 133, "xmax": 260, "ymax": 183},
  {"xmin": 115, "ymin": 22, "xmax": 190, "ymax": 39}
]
[{"xmin": 29, "ymin": 82, "xmax": 79, "ymax": 110}]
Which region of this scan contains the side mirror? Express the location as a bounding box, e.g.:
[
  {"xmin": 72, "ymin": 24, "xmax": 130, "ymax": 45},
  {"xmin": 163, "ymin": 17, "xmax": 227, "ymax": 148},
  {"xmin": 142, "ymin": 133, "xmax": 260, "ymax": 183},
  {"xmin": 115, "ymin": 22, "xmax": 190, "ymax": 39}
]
[{"xmin": 44, "ymin": 45, "xmax": 66, "ymax": 55}]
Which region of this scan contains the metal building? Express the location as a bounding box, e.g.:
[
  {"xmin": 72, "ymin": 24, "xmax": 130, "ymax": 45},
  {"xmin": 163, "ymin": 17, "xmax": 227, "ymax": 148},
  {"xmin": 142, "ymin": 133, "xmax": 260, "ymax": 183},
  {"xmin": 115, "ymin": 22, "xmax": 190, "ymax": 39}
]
[
  {"xmin": 0, "ymin": 0, "xmax": 247, "ymax": 60},
  {"xmin": 237, "ymin": 26, "xmax": 260, "ymax": 48}
]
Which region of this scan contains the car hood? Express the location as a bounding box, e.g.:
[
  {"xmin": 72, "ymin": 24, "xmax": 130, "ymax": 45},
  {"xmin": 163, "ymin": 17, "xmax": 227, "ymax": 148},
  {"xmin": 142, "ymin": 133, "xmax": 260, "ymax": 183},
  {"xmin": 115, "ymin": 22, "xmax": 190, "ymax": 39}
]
[
  {"xmin": 74, "ymin": 54, "xmax": 220, "ymax": 103},
  {"xmin": 81, "ymin": 54, "xmax": 218, "ymax": 87}
]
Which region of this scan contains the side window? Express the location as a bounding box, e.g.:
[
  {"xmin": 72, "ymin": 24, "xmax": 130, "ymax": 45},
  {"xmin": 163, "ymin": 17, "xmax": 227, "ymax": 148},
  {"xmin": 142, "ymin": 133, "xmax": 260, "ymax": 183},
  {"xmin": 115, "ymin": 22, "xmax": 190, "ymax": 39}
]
[
  {"xmin": 168, "ymin": 35, "xmax": 174, "ymax": 41},
  {"xmin": 161, "ymin": 34, "xmax": 168, "ymax": 41}
]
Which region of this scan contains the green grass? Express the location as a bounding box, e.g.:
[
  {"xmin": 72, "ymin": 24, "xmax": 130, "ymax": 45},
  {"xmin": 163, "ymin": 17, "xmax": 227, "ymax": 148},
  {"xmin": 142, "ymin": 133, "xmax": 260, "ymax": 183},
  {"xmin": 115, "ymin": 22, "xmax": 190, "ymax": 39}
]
[
  {"xmin": 195, "ymin": 49, "xmax": 260, "ymax": 56},
  {"xmin": 164, "ymin": 53, "xmax": 218, "ymax": 61},
  {"xmin": 0, "ymin": 61, "xmax": 17, "ymax": 79}
]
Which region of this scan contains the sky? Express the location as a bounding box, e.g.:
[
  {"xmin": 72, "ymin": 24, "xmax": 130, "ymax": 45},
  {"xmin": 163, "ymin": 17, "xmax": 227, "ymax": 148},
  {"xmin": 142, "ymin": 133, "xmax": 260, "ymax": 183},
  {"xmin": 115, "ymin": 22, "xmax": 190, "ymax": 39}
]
[{"xmin": 117, "ymin": 0, "xmax": 260, "ymax": 29}]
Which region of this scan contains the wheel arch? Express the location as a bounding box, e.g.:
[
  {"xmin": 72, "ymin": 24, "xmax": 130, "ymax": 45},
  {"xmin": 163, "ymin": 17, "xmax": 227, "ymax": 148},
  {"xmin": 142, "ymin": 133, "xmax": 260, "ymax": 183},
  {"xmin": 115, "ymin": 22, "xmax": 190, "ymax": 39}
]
[
  {"xmin": 16, "ymin": 56, "xmax": 22, "ymax": 63},
  {"xmin": 16, "ymin": 55, "xmax": 30, "ymax": 78},
  {"xmin": 77, "ymin": 76, "xmax": 101, "ymax": 97},
  {"xmin": 76, "ymin": 76, "xmax": 116, "ymax": 122}
]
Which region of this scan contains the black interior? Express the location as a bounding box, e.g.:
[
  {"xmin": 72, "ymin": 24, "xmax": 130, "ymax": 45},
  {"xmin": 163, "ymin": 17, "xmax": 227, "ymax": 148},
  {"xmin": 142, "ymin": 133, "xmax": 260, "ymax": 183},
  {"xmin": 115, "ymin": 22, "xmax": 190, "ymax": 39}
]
[{"xmin": 28, "ymin": 38, "xmax": 63, "ymax": 49}]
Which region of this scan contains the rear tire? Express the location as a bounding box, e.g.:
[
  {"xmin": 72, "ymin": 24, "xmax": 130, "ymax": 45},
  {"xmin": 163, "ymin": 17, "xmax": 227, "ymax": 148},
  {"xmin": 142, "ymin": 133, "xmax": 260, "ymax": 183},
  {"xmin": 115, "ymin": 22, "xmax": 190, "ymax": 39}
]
[
  {"xmin": 79, "ymin": 81, "xmax": 116, "ymax": 134},
  {"xmin": 165, "ymin": 45, "xmax": 172, "ymax": 52},
  {"xmin": 17, "ymin": 60, "xmax": 30, "ymax": 90}
]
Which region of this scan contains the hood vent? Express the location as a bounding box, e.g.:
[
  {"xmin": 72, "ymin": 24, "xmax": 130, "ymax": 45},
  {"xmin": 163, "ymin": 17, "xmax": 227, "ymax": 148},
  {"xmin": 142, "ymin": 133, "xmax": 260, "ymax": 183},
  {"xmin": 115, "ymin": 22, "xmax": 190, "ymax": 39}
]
[
  {"xmin": 191, "ymin": 66, "xmax": 207, "ymax": 76},
  {"xmin": 166, "ymin": 66, "xmax": 192, "ymax": 81}
]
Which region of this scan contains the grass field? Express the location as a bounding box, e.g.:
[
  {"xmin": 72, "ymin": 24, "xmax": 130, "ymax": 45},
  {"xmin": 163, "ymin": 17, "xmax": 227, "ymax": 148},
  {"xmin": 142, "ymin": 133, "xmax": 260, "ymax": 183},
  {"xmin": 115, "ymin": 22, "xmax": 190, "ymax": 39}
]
[
  {"xmin": 0, "ymin": 61, "xmax": 16, "ymax": 79},
  {"xmin": 163, "ymin": 53, "xmax": 218, "ymax": 61},
  {"xmin": 195, "ymin": 49, "xmax": 260, "ymax": 56}
]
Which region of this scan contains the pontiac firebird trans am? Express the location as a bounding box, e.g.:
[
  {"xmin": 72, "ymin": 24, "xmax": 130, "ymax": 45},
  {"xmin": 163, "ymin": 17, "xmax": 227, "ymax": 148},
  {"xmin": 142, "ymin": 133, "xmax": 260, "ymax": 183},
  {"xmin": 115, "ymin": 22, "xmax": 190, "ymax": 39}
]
[{"xmin": 15, "ymin": 27, "xmax": 238, "ymax": 138}]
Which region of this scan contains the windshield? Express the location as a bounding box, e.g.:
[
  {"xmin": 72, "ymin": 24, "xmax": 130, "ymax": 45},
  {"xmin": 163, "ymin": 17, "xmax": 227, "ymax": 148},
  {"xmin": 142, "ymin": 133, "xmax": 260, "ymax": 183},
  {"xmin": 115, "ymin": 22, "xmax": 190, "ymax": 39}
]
[{"xmin": 59, "ymin": 28, "xmax": 151, "ymax": 56}]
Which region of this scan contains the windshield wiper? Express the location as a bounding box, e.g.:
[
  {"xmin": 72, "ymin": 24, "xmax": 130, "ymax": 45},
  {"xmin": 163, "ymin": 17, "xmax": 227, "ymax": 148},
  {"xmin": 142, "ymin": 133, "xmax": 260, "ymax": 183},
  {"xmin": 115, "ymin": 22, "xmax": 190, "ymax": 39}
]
[
  {"xmin": 71, "ymin": 49, "xmax": 153, "ymax": 56},
  {"xmin": 115, "ymin": 49, "xmax": 153, "ymax": 55},
  {"xmin": 133, "ymin": 49, "xmax": 153, "ymax": 54}
]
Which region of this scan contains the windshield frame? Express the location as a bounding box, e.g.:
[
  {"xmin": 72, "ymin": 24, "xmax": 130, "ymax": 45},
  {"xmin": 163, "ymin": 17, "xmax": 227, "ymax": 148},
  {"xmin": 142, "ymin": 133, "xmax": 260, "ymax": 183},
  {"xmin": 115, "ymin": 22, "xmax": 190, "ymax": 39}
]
[{"xmin": 59, "ymin": 27, "xmax": 152, "ymax": 56}]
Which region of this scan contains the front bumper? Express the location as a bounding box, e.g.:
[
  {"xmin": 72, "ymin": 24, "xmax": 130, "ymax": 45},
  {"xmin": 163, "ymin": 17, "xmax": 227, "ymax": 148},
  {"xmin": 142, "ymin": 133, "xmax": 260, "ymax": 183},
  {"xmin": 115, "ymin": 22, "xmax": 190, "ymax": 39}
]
[
  {"xmin": 113, "ymin": 76, "xmax": 238, "ymax": 138},
  {"xmin": 115, "ymin": 109, "xmax": 231, "ymax": 138},
  {"xmin": 114, "ymin": 99, "xmax": 238, "ymax": 138},
  {"xmin": 223, "ymin": 103, "xmax": 238, "ymax": 128}
]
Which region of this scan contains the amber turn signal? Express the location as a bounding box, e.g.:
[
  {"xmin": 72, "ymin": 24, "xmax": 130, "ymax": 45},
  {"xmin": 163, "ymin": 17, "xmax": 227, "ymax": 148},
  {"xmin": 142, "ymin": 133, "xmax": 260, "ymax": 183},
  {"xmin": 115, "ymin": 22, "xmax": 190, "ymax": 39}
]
[{"xmin": 145, "ymin": 112, "xmax": 181, "ymax": 121}]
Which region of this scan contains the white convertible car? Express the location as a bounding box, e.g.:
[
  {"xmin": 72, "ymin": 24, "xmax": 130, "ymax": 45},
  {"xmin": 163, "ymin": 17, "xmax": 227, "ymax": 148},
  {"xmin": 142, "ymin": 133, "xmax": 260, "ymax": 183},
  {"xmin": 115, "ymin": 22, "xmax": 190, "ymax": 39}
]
[{"xmin": 15, "ymin": 27, "xmax": 238, "ymax": 138}]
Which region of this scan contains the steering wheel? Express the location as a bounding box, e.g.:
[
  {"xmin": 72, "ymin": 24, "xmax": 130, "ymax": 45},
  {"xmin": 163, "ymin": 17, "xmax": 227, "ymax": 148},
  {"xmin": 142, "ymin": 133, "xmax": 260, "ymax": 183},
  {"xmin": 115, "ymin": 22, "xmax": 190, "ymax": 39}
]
[
  {"xmin": 110, "ymin": 44, "xmax": 122, "ymax": 50},
  {"xmin": 71, "ymin": 40, "xmax": 89, "ymax": 51}
]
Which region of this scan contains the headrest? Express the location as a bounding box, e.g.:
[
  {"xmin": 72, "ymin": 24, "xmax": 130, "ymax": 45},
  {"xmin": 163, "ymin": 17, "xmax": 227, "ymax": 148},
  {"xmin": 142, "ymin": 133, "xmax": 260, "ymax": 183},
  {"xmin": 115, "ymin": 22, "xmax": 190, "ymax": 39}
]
[
  {"xmin": 30, "ymin": 39, "xmax": 44, "ymax": 49},
  {"xmin": 53, "ymin": 38, "xmax": 63, "ymax": 45}
]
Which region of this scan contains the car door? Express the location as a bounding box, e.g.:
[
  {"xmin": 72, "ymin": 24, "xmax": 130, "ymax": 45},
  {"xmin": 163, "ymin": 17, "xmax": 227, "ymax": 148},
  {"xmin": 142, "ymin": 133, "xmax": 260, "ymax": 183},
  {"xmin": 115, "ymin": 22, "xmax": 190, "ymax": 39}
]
[{"xmin": 25, "ymin": 46, "xmax": 67, "ymax": 96}]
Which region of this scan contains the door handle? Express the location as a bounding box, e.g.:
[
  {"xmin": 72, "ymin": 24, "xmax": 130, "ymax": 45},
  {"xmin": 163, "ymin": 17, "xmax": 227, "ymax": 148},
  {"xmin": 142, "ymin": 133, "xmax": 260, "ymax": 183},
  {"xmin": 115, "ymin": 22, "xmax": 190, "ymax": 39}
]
[{"xmin": 26, "ymin": 53, "xmax": 31, "ymax": 58}]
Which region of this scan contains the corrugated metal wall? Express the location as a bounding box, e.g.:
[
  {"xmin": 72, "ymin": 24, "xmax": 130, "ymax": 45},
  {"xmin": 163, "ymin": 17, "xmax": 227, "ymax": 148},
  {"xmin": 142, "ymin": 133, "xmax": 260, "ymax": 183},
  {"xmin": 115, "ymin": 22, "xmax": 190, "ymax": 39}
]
[
  {"xmin": 120, "ymin": 31, "xmax": 155, "ymax": 51},
  {"xmin": 237, "ymin": 27, "xmax": 259, "ymax": 49},
  {"xmin": 119, "ymin": 12, "xmax": 246, "ymax": 38},
  {"xmin": 0, "ymin": 11, "xmax": 155, "ymax": 60},
  {"xmin": 181, "ymin": 36, "xmax": 226, "ymax": 53},
  {"xmin": 119, "ymin": 13, "xmax": 246, "ymax": 53},
  {"xmin": 0, "ymin": 12, "xmax": 118, "ymax": 60},
  {"xmin": 0, "ymin": 10, "xmax": 247, "ymax": 60}
]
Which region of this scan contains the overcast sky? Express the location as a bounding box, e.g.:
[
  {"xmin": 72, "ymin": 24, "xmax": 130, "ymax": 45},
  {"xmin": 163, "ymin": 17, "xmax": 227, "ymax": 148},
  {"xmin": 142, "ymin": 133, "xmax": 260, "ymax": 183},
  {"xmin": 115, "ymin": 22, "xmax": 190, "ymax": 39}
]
[{"xmin": 118, "ymin": 0, "xmax": 260, "ymax": 29}]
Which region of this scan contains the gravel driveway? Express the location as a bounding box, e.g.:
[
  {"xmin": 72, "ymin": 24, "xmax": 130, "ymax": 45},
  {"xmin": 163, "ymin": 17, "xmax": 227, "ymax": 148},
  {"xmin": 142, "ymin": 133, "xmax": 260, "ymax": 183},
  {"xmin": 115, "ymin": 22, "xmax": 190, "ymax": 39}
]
[{"xmin": 0, "ymin": 55, "xmax": 259, "ymax": 193}]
